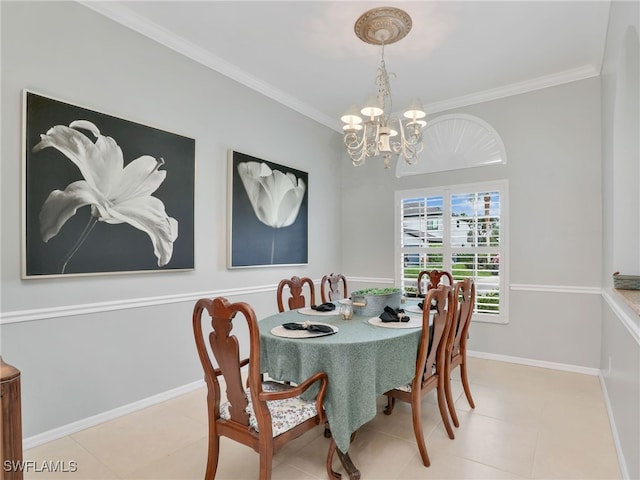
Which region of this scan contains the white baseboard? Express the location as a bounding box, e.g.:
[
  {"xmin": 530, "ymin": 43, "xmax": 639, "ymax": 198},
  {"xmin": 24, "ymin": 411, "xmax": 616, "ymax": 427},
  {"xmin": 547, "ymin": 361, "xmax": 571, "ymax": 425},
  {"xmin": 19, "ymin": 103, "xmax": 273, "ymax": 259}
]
[
  {"xmin": 599, "ymin": 372, "xmax": 630, "ymax": 480},
  {"xmin": 23, "ymin": 379, "xmax": 205, "ymax": 450},
  {"xmin": 468, "ymin": 350, "xmax": 600, "ymax": 376}
]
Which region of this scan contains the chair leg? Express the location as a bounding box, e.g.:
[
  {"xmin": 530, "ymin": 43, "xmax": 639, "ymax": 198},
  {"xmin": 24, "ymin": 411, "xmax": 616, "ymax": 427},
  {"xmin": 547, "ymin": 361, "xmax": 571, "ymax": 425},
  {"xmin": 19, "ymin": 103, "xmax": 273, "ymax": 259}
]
[
  {"xmin": 444, "ymin": 368, "xmax": 460, "ymax": 428},
  {"xmin": 437, "ymin": 383, "xmax": 455, "ymax": 440},
  {"xmin": 410, "ymin": 397, "xmax": 430, "ymax": 467},
  {"xmin": 328, "ymin": 432, "xmax": 361, "ymax": 480},
  {"xmin": 204, "ymin": 433, "xmax": 220, "ymax": 480},
  {"xmin": 383, "ymin": 395, "xmax": 395, "ymax": 415},
  {"xmin": 460, "ymin": 359, "xmax": 475, "ymax": 408},
  {"xmin": 327, "ymin": 437, "xmax": 342, "ymax": 479},
  {"xmin": 259, "ymin": 447, "xmax": 273, "ymax": 480}
]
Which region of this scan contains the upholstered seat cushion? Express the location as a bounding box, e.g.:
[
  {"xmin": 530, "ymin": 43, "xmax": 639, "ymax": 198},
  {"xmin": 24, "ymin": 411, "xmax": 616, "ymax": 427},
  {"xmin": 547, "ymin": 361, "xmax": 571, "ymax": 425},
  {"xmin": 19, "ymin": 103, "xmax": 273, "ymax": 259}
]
[
  {"xmin": 394, "ymin": 364, "xmax": 438, "ymax": 392},
  {"xmin": 219, "ymin": 382, "xmax": 319, "ymax": 437}
]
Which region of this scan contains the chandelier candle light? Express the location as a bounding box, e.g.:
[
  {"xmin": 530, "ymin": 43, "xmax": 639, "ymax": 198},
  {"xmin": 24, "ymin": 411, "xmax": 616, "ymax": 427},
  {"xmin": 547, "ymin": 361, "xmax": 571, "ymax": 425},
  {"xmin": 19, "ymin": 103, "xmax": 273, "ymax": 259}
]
[{"xmin": 341, "ymin": 7, "xmax": 426, "ymax": 169}]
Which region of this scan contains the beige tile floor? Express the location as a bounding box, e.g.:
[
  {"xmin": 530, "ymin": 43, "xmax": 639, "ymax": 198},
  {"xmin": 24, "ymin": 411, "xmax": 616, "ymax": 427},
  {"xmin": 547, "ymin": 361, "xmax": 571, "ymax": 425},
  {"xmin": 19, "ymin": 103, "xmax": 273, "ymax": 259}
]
[{"xmin": 24, "ymin": 358, "xmax": 622, "ymax": 479}]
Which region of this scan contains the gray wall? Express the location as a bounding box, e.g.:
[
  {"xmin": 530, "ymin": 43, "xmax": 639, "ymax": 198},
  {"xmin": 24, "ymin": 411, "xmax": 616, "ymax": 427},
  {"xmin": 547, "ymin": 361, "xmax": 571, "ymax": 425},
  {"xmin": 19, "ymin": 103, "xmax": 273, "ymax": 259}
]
[
  {"xmin": 600, "ymin": 1, "xmax": 640, "ymax": 478},
  {"xmin": 341, "ymin": 78, "xmax": 604, "ymax": 369},
  {"xmin": 1, "ymin": 1, "xmax": 343, "ymax": 438},
  {"xmin": 1, "ymin": 4, "xmax": 638, "ymax": 476}
]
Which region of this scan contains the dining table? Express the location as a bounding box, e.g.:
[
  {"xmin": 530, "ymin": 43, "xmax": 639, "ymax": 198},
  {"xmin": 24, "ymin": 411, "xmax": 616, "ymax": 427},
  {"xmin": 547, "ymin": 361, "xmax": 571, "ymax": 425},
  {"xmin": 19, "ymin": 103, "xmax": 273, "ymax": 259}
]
[{"xmin": 258, "ymin": 301, "xmax": 426, "ymax": 479}]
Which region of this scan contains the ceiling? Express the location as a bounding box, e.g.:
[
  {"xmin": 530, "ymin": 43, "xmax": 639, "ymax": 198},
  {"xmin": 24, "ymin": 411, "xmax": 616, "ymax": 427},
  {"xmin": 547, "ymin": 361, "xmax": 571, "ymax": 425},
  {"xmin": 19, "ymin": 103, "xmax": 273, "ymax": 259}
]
[{"xmin": 82, "ymin": 1, "xmax": 611, "ymax": 133}]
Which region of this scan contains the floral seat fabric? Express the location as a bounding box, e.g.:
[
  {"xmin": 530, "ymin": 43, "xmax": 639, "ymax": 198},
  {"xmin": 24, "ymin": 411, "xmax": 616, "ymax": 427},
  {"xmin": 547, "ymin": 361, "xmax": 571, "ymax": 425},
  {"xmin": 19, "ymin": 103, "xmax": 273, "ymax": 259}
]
[
  {"xmin": 395, "ymin": 363, "xmax": 438, "ymax": 392},
  {"xmin": 219, "ymin": 382, "xmax": 319, "ymax": 437}
]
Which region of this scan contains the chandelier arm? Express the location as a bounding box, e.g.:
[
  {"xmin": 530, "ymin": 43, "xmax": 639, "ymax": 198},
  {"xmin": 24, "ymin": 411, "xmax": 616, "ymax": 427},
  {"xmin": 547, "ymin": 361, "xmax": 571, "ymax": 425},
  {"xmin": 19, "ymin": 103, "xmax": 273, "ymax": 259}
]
[
  {"xmin": 344, "ymin": 123, "xmax": 378, "ymax": 165},
  {"xmin": 392, "ymin": 120, "xmax": 419, "ymax": 164}
]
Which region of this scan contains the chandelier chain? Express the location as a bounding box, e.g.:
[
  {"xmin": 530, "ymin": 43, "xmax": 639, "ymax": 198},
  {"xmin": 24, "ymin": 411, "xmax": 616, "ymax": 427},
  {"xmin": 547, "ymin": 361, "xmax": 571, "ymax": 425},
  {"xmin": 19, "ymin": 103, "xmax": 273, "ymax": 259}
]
[{"xmin": 376, "ymin": 44, "xmax": 393, "ymax": 118}]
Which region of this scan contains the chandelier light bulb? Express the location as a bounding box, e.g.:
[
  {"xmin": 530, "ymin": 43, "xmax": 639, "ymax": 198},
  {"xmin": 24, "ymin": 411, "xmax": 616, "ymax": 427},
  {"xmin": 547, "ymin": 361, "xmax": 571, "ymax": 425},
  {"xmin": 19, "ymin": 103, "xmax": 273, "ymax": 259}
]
[
  {"xmin": 403, "ymin": 98, "xmax": 427, "ymax": 120},
  {"xmin": 360, "ymin": 94, "xmax": 384, "ymax": 118},
  {"xmin": 341, "ymin": 105, "xmax": 363, "ymax": 126}
]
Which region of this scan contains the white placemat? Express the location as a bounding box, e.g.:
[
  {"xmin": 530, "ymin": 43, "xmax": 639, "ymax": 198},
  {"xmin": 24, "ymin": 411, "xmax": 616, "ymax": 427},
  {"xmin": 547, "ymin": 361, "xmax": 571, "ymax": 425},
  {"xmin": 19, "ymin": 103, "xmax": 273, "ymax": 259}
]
[
  {"xmin": 270, "ymin": 322, "xmax": 339, "ymax": 338},
  {"xmin": 298, "ymin": 307, "xmax": 339, "ymax": 316},
  {"xmin": 367, "ymin": 316, "xmax": 423, "ymax": 329}
]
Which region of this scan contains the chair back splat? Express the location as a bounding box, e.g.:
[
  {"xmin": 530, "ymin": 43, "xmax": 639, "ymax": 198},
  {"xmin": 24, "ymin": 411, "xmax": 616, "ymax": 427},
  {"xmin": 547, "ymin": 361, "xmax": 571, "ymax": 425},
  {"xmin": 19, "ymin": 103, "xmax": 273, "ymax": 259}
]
[
  {"xmin": 276, "ymin": 276, "xmax": 315, "ymax": 312},
  {"xmin": 193, "ymin": 297, "xmax": 328, "ymax": 480},
  {"xmin": 417, "ymin": 269, "xmax": 453, "ymax": 296},
  {"xmin": 320, "ymin": 273, "xmax": 348, "ymax": 303}
]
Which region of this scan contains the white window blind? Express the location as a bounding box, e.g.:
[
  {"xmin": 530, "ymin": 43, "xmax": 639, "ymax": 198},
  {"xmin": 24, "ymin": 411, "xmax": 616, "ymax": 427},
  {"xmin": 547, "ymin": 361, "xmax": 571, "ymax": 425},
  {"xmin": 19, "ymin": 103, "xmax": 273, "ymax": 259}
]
[{"xmin": 396, "ymin": 181, "xmax": 508, "ymax": 323}]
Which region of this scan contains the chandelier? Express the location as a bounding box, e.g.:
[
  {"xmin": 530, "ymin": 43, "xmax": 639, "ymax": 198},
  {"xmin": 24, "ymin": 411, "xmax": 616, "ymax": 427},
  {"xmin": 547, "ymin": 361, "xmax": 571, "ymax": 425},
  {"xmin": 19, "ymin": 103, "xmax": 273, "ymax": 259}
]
[{"xmin": 341, "ymin": 7, "xmax": 426, "ymax": 169}]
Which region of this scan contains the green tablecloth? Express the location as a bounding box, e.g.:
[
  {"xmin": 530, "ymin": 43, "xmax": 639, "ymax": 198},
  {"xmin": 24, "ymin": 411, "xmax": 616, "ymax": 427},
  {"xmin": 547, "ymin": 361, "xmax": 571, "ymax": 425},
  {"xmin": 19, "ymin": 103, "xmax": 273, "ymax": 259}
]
[{"xmin": 259, "ymin": 308, "xmax": 421, "ymax": 453}]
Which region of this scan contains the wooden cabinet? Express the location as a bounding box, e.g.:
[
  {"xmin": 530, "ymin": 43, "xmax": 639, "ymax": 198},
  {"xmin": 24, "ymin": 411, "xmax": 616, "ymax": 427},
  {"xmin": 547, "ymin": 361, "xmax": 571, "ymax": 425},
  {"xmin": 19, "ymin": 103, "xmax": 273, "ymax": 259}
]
[{"xmin": 1, "ymin": 357, "xmax": 23, "ymax": 480}]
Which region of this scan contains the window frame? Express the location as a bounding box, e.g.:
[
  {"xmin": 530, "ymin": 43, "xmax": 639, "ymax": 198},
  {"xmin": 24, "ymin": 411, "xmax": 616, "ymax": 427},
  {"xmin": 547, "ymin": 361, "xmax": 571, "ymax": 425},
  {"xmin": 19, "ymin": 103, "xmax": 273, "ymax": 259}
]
[{"xmin": 395, "ymin": 180, "xmax": 509, "ymax": 324}]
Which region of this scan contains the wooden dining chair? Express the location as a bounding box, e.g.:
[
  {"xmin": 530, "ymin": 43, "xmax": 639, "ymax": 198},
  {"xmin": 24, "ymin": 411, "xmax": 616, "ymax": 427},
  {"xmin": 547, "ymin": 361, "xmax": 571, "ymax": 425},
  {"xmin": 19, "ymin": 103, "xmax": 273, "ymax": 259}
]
[
  {"xmin": 383, "ymin": 284, "xmax": 456, "ymax": 467},
  {"xmin": 192, "ymin": 297, "xmax": 329, "ymax": 480},
  {"xmin": 444, "ymin": 278, "xmax": 476, "ymax": 428},
  {"xmin": 320, "ymin": 273, "xmax": 348, "ymax": 303},
  {"xmin": 277, "ymin": 273, "xmax": 332, "ymax": 438},
  {"xmin": 417, "ymin": 269, "xmax": 454, "ymax": 296},
  {"xmin": 276, "ymin": 275, "xmax": 315, "ymax": 312}
]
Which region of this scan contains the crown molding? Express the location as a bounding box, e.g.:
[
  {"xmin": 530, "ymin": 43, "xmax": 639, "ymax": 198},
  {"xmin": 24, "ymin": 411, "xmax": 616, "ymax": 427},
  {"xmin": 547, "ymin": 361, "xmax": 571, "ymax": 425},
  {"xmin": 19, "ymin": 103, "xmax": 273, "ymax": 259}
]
[
  {"xmin": 424, "ymin": 65, "xmax": 600, "ymax": 114},
  {"xmin": 78, "ymin": 2, "xmax": 598, "ymax": 133},
  {"xmin": 78, "ymin": 1, "xmax": 340, "ymax": 131}
]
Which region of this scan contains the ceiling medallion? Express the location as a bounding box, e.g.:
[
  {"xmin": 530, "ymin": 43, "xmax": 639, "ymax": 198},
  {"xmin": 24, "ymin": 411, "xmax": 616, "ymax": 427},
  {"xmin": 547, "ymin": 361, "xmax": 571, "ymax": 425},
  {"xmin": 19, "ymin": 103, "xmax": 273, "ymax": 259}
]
[{"xmin": 354, "ymin": 7, "xmax": 412, "ymax": 45}]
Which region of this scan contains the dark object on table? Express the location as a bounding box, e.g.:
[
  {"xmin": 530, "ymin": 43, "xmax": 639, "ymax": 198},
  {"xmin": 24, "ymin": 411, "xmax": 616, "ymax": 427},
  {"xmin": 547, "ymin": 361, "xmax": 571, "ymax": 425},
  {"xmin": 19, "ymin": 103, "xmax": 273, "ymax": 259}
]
[
  {"xmin": 379, "ymin": 306, "xmax": 409, "ymax": 322},
  {"xmin": 417, "ymin": 301, "xmax": 437, "ymax": 311},
  {"xmin": 282, "ymin": 322, "xmax": 334, "ymax": 333},
  {"xmin": 311, "ymin": 302, "xmax": 336, "ymax": 312}
]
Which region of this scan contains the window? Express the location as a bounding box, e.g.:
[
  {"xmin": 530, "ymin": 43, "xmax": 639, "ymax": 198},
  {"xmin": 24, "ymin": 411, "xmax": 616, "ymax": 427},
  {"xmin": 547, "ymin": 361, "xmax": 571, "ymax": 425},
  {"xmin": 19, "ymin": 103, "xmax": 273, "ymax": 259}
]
[{"xmin": 396, "ymin": 181, "xmax": 508, "ymax": 323}]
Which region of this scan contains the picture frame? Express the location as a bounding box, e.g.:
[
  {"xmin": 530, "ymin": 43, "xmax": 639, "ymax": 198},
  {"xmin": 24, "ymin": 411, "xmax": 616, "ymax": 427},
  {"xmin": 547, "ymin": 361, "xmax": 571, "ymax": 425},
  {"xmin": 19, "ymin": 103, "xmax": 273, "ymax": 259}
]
[
  {"xmin": 227, "ymin": 150, "xmax": 308, "ymax": 268},
  {"xmin": 22, "ymin": 90, "xmax": 195, "ymax": 278}
]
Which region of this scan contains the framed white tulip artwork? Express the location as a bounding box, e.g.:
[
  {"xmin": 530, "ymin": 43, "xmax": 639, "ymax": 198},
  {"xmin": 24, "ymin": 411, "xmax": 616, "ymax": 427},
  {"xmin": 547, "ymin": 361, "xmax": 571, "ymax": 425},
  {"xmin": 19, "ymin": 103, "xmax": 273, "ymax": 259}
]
[
  {"xmin": 227, "ymin": 151, "xmax": 308, "ymax": 268},
  {"xmin": 22, "ymin": 90, "xmax": 195, "ymax": 278}
]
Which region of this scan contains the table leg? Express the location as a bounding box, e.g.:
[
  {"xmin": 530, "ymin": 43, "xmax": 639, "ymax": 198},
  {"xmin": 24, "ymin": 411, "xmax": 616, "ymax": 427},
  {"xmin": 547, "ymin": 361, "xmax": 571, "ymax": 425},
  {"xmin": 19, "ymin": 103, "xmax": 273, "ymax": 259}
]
[
  {"xmin": 336, "ymin": 448, "xmax": 361, "ymax": 480},
  {"xmin": 327, "ymin": 432, "xmax": 361, "ymax": 480}
]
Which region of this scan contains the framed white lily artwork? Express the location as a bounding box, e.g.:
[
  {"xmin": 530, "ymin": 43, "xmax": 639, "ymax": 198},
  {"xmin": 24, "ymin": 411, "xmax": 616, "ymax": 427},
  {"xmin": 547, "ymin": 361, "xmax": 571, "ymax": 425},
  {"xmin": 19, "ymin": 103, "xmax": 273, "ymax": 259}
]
[
  {"xmin": 22, "ymin": 90, "xmax": 195, "ymax": 278},
  {"xmin": 228, "ymin": 151, "xmax": 308, "ymax": 268}
]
